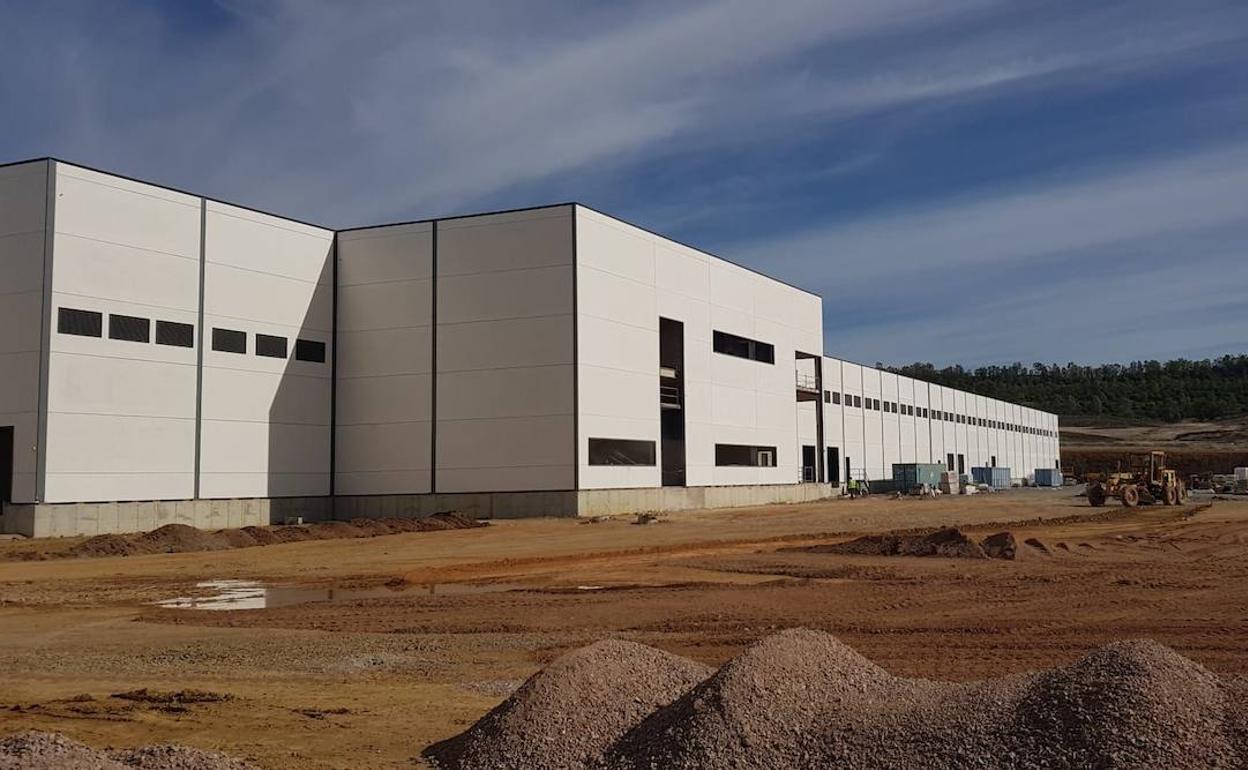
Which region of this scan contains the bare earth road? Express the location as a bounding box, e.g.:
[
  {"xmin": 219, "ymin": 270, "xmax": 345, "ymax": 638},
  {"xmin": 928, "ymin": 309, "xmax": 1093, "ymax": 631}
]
[{"xmin": 1, "ymin": 489, "xmax": 1246, "ymax": 769}]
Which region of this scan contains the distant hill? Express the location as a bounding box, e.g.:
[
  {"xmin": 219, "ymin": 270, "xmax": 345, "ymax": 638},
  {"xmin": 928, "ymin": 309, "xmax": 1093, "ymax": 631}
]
[{"xmin": 883, "ymin": 356, "xmax": 1248, "ymax": 422}]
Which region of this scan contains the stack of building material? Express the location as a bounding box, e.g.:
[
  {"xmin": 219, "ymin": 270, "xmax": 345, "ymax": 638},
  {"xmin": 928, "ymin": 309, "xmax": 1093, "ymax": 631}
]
[{"xmin": 939, "ymin": 471, "xmax": 959, "ymax": 496}]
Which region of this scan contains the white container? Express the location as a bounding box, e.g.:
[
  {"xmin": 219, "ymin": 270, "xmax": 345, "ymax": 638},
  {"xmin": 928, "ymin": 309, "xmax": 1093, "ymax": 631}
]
[{"xmin": 1235, "ymin": 467, "xmax": 1248, "ymax": 481}]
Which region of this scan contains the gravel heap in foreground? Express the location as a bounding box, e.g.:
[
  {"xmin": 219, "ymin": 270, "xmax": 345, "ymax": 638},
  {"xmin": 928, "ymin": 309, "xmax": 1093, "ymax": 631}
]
[
  {"xmin": 426, "ymin": 640, "xmax": 712, "ymax": 770},
  {"xmin": 0, "ymin": 731, "xmax": 257, "ymax": 770},
  {"xmin": 427, "ymin": 629, "xmax": 1248, "ymax": 770}
]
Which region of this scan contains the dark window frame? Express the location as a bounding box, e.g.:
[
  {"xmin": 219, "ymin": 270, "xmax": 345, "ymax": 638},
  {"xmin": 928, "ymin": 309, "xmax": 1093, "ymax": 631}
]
[
  {"xmin": 57, "ymin": 307, "xmax": 103, "ymax": 338},
  {"xmin": 256, "ymin": 333, "xmax": 289, "ymax": 359},
  {"xmin": 714, "ymin": 443, "xmax": 778, "ymax": 467},
  {"xmin": 712, "ymin": 330, "xmax": 775, "ymax": 365},
  {"xmin": 108, "ymin": 314, "xmax": 151, "ymax": 343},
  {"xmin": 155, "ymin": 320, "xmax": 195, "ymax": 348},
  {"xmin": 212, "ymin": 328, "xmax": 247, "ymax": 354},
  {"xmin": 588, "ymin": 438, "xmax": 656, "ymax": 466},
  {"xmin": 295, "ymin": 338, "xmax": 327, "ymax": 363}
]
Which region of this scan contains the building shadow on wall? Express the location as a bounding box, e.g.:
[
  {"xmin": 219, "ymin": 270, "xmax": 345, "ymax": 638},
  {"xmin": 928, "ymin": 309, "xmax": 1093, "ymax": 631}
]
[{"xmin": 266, "ymin": 245, "xmax": 334, "ymax": 522}]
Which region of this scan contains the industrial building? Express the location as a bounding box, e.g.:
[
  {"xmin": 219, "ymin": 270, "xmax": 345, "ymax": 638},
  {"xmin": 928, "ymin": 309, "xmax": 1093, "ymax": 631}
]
[{"xmin": 0, "ymin": 158, "xmax": 1060, "ymax": 537}]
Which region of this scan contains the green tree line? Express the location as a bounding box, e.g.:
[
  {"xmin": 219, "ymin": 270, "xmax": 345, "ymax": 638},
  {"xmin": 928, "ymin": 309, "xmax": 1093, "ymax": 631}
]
[{"xmin": 882, "ymin": 356, "xmax": 1248, "ymax": 422}]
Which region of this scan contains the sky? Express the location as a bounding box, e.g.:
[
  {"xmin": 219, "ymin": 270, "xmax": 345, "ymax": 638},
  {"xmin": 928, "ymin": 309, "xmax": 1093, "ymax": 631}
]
[{"xmin": 2, "ymin": 0, "xmax": 1247, "ymax": 368}]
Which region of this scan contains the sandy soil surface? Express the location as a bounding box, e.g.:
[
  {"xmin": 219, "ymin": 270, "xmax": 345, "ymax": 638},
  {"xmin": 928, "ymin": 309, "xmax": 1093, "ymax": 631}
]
[{"xmin": 1, "ymin": 489, "xmax": 1246, "ymax": 768}]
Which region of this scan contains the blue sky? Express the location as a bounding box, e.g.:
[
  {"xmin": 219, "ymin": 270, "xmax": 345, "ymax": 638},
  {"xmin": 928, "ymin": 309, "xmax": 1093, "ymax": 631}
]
[{"xmin": 3, "ymin": 0, "xmax": 1246, "ymax": 367}]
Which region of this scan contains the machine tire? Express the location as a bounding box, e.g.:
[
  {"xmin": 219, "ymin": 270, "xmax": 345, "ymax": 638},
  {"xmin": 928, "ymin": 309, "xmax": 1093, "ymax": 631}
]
[
  {"xmin": 1163, "ymin": 484, "xmax": 1178, "ymax": 506},
  {"xmin": 1178, "ymin": 482, "xmax": 1187, "ymax": 503},
  {"xmin": 1088, "ymin": 483, "xmax": 1106, "ymax": 507},
  {"xmin": 1121, "ymin": 485, "xmax": 1140, "ymax": 508}
]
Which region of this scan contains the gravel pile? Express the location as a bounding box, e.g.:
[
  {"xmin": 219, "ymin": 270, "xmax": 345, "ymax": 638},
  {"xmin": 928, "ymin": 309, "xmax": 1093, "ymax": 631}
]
[
  {"xmin": 430, "ymin": 630, "xmax": 1248, "ymax": 770},
  {"xmin": 0, "ymin": 731, "xmax": 258, "ymax": 770},
  {"xmin": 424, "ymin": 639, "xmax": 712, "ymax": 770}
]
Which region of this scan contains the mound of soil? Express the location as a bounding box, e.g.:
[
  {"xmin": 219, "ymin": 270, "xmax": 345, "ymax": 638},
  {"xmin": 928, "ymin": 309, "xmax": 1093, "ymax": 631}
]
[
  {"xmin": 57, "ymin": 512, "xmax": 483, "ymax": 560},
  {"xmin": 110, "ymin": 688, "xmax": 232, "ymax": 705},
  {"xmin": 820, "ymin": 528, "xmax": 987, "ymax": 559},
  {"xmin": 981, "ymin": 531, "xmax": 1018, "ymax": 559},
  {"xmin": 424, "ymin": 640, "xmax": 712, "ymax": 770},
  {"xmin": 0, "ymin": 730, "xmax": 259, "ymax": 770},
  {"xmin": 432, "ymin": 630, "xmax": 1248, "ymax": 770}
]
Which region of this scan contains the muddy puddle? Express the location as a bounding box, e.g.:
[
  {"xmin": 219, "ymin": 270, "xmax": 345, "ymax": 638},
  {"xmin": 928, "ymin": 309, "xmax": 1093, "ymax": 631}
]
[{"xmin": 154, "ymin": 579, "xmax": 534, "ymax": 610}]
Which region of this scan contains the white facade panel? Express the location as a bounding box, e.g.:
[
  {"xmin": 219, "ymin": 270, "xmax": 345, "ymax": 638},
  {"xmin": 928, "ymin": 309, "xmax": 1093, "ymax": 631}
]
[
  {"xmin": 199, "ymin": 200, "xmax": 333, "ymax": 499},
  {"xmin": 44, "ymin": 163, "xmax": 201, "ymax": 503},
  {"xmin": 575, "ymin": 207, "xmax": 822, "ymax": 491},
  {"xmin": 335, "ymin": 223, "xmax": 433, "ymax": 496}
]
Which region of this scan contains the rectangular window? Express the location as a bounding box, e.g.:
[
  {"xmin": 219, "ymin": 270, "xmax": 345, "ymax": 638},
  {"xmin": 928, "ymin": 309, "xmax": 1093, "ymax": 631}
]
[
  {"xmin": 712, "ymin": 330, "xmax": 774, "ymax": 364},
  {"xmin": 256, "ymin": 334, "xmax": 288, "ymax": 359},
  {"xmin": 832, "ymin": 392, "xmax": 841, "ymax": 405},
  {"xmin": 823, "ymin": 390, "xmax": 831, "ymax": 404},
  {"xmin": 715, "ymin": 444, "xmax": 777, "ymax": 467},
  {"xmin": 873, "ymin": 398, "xmax": 881, "ymax": 410},
  {"xmin": 109, "ymin": 314, "xmax": 150, "ymax": 343},
  {"xmin": 588, "ymin": 438, "xmax": 656, "ymax": 466},
  {"xmin": 212, "ymin": 328, "xmax": 247, "ymax": 354},
  {"xmin": 155, "ymin": 320, "xmax": 194, "ymax": 348},
  {"xmin": 853, "ymin": 395, "xmax": 861, "ymax": 408},
  {"xmin": 57, "ymin": 308, "xmax": 103, "ymax": 338},
  {"xmin": 295, "ymin": 339, "xmax": 327, "ymax": 363}
]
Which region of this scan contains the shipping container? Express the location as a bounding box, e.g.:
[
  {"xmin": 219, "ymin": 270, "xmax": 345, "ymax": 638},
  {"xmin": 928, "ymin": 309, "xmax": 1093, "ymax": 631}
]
[
  {"xmin": 892, "ymin": 463, "xmax": 946, "ymax": 489},
  {"xmin": 1034, "ymin": 468, "xmax": 1063, "ymax": 487},
  {"xmin": 972, "ymin": 466, "xmax": 1011, "ymax": 489}
]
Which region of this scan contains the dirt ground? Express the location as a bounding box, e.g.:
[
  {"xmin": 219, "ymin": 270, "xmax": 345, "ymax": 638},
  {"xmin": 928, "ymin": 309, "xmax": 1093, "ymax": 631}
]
[{"xmin": 1, "ymin": 489, "xmax": 1247, "ymax": 769}]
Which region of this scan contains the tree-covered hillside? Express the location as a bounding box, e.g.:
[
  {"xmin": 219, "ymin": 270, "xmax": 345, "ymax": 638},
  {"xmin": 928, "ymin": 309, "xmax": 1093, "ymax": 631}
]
[{"xmin": 883, "ymin": 356, "xmax": 1248, "ymax": 422}]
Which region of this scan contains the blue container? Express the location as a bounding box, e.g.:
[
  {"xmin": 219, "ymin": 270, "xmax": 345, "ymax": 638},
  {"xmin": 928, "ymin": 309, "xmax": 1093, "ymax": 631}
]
[
  {"xmin": 972, "ymin": 467, "xmax": 1011, "ymax": 489},
  {"xmin": 1034, "ymin": 468, "xmax": 1063, "ymax": 487}
]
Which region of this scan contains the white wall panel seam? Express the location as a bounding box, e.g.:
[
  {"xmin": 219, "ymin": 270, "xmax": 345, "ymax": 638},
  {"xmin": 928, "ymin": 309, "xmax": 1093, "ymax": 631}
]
[{"xmin": 54, "ymin": 231, "xmax": 199, "ymax": 263}]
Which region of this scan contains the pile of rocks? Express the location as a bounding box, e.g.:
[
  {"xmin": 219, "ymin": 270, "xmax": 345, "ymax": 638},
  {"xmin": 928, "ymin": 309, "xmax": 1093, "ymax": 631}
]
[
  {"xmin": 427, "ymin": 629, "xmax": 1248, "ymax": 770},
  {"xmin": 0, "ymin": 731, "xmax": 257, "ymax": 770}
]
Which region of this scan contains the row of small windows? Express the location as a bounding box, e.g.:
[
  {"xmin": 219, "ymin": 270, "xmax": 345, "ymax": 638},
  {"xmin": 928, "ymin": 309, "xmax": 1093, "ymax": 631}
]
[
  {"xmin": 823, "ymin": 388, "xmax": 1055, "ymax": 437},
  {"xmin": 588, "ymin": 439, "xmax": 777, "ymax": 468},
  {"xmin": 57, "ymin": 307, "xmax": 325, "ymax": 363},
  {"xmin": 60, "ymin": 308, "xmax": 194, "ymax": 348},
  {"xmin": 212, "ymin": 327, "xmax": 326, "ymax": 363}
]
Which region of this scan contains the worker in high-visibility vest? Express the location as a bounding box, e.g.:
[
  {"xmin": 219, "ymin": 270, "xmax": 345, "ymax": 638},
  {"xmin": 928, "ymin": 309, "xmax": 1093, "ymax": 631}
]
[{"xmin": 847, "ymin": 478, "xmax": 859, "ymax": 499}]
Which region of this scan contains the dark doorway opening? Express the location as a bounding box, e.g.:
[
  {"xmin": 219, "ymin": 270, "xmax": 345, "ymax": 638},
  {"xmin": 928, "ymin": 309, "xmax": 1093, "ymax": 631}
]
[
  {"xmin": 659, "ymin": 318, "xmax": 686, "ymax": 487},
  {"xmin": 0, "ymin": 426, "xmax": 13, "ymax": 505},
  {"xmin": 827, "ymin": 447, "xmax": 840, "ymax": 484},
  {"xmin": 957, "ymin": 454, "xmax": 965, "ymax": 474},
  {"xmin": 946, "ymin": 453, "xmax": 955, "ymax": 471},
  {"xmin": 802, "ymin": 445, "xmax": 816, "ymax": 482},
  {"xmin": 991, "ymin": 455, "xmax": 997, "ymax": 467},
  {"xmin": 845, "ymin": 455, "xmax": 852, "ymax": 483}
]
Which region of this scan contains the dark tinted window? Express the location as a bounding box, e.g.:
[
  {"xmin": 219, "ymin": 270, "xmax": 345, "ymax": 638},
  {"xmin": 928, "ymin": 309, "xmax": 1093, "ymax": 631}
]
[
  {"xmin": 712, "ymin": 330, "xmax": 774, "ymax": 364},
  {"xmin": 853, "ymin": 395, "xmax": 861, "ymax": 408},
  {"xmin": 58, "ymin": 308, "xmax": 103, "ymax": 337},
  {"xmin": 155, "ymin": 321, "xmax": 194, "ymax": 348},
  {"xmin": 588, "ymin": 438, "xmax": 656, "ymax": 466},
  {"xmin": 109, "ymin": 314, "xmax": 150, "ymax": 343},
  {"xmin": 295, "ymin": 339, "xmax": 326, "ymax": 363},
  {"xmin": 715, "ymin": 444, "xmax": 777, "ymax": 467},
  {"xmin": 212, "ymin": 328, "xmax": 247, "ymax": 354},
  {"xmin": 832, "ymin": 392, "xmax": 841, "ymax": 405},
  {"xmin": 256, "ymin": 334, "xmax": 288, "ymax": 359}
]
